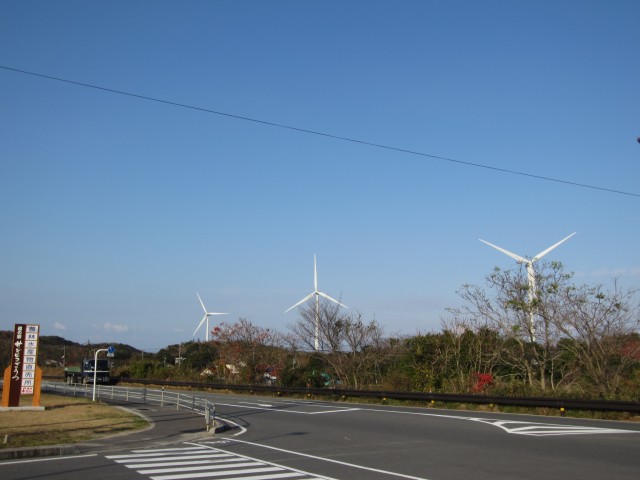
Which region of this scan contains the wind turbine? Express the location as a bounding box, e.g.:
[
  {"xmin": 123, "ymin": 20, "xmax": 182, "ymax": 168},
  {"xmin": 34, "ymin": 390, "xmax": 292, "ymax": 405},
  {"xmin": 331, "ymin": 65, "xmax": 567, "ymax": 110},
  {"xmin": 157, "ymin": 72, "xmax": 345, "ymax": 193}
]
[
  {"xmin": 193, "ymin": 292, "xmax": 228, "ymax": 342},
  {"xmin": 479, "ymin": 232, "xmax": 576, "ymax": 343},
  {"xmin": 285, "ymin": 254, "xmax": 348, "ymax": 351}
]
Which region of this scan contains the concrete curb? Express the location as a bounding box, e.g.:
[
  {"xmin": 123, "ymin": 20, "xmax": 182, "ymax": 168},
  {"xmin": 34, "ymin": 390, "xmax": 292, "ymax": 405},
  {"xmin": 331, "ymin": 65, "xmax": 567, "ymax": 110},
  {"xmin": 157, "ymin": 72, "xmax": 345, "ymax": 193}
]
[
  {"xmin": 0, "ymin": 402, "xmax": 152, "ymax": 461},
  {"xmin": 0, "ymin": 403, "xmax": 227, "ymax": 461},
  {"xmin": 0, "ymin": 444, "xmax": 81, "ymax": 461}
]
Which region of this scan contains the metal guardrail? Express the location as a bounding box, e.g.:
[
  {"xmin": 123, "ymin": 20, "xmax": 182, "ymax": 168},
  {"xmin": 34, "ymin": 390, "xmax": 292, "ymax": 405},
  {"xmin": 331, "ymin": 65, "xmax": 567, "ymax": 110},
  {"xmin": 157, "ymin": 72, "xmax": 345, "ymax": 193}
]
[
  {"xmin": 41, "ymin": 376, "xmax": 640, "ymax": 413},
  {"xmin": 42, "ymin": 381, "xmax": 217, "ymax": 432},
  {"xmin": 115, "ymin": 378, "xmax": 640, "ymax": 414}
]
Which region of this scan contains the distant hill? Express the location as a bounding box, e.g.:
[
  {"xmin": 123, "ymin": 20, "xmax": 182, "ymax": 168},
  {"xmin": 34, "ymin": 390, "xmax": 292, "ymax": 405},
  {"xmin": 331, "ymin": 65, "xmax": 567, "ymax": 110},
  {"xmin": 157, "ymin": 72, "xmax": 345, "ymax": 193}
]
[{"xmin": 0, "ymin": 330, "xmax": 145, "ymax": 368}]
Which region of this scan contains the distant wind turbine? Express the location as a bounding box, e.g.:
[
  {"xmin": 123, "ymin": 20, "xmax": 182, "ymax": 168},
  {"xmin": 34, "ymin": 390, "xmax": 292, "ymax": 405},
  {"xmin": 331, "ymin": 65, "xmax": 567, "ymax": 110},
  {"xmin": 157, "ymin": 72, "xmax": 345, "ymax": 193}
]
[
  {"xmin": 285, "ymin": 254, "xmax": 348, "ymax": 351},
  {"xmin": 193, "ymin": 292, "xmax": 228, "ymax": 342},
  {"xmin": 479, "ymin": 232, "xmax": 576, "ymax": 343}
]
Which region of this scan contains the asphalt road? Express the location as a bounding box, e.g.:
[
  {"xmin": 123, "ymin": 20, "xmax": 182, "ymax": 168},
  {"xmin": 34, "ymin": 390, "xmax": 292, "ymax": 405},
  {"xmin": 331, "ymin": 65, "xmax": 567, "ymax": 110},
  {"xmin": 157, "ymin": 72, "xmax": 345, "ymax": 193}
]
[{"xmin": 2, "ymin": 390, "xmax": 639, "ymax": 480}]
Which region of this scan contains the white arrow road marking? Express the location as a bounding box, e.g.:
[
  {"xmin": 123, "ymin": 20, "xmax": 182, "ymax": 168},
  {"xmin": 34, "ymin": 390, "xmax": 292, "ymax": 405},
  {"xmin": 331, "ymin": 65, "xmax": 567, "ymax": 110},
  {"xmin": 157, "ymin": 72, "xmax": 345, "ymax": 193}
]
[{"xmin": 468, "ymin": 418, "xmax": 638, "ymax": 436}]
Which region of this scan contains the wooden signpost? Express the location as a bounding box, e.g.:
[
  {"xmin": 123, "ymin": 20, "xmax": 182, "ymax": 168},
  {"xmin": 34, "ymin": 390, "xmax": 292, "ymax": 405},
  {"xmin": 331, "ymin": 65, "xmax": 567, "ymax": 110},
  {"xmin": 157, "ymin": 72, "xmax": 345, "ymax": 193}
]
[{"xmin": 2, "ymin": 324, "xmax": 43, "ymax": 408}]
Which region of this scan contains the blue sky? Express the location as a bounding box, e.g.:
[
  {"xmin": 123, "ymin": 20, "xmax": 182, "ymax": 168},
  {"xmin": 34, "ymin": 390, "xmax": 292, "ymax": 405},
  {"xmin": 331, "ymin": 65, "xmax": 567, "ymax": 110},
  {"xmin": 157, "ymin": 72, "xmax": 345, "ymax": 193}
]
[{"xmin": 1, "ymin": 1, "xmax": 639, "ymax": 351}]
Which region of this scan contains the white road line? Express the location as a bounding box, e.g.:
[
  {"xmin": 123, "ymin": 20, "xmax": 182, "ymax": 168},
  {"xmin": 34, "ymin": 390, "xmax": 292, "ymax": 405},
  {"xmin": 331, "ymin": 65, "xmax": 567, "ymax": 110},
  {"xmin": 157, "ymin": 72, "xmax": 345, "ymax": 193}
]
[
  {"xmin": 351, "ymin": 407, "xmax": 639, "ymax": 437},
  {"xmin": 125, "ymin": 458, "xmax": 246, "ymax": 469},
  {"xmin": 186, "ymin": 443, "xmax": 338, "ymax": 480},
  {"xmin": 308, "ymin": 408, "xmax": 361, "ymax": 415},
  {"xmin": 214, "ymin": 414, "xmax": 248, "ymax": 436},
  {"xmin": 206, "ymin": 439, "xmax": 432, "ymax": 480},
  {"xmin": 216, "ymin": 402, "xmax": 357, "ymax": 416},
  {"xmin": 149, "ymin": 466, "xmax": 285, "ymax": 480},
  {"xmin": 131, "ymin": 447, "xmax": 210, "ymax": 453},
  {"xmin": 215, "ymin": 402, "xmax": 309, "ymax": 414},
  {"xmin": 108, "ymin": 445, "xmax": 334, "ymax": 480},
  {"xmin": 112, "ymin": 453, "xmax": 234, "ymax": 463},
  {"xmin": 216, "ymin": 398, "xmax": 640, "ymax": 437},
  {"xmin": 200, "ymin": 474, "xmax": 303, "ymax": 480},
  {"xmin": 215, "ymin": 400, "xmax": 638, "ymax": 438},
  {"xmin": 467, "ymin": 418, "xmax": 638, "ymax": 436},
  {"xmin": 139, "ymin": 460, "xmax": 264, "ymax": 474},
  {"xmin": 107, "ymin": 449, "xmax": 221, "ymax": 459},
  {"xmin": 0, "ymin": 454, "xmax": 98, "ymax": 465}
]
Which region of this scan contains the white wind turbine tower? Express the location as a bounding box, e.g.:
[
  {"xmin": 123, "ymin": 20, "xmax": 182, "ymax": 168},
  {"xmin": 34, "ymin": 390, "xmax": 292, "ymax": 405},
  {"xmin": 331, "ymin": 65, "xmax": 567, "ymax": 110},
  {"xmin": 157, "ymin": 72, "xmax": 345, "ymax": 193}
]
[
  {"xmin": 479, "ymin": 232, "xmax": 576, "ymax": 343},
  {"xmin": 285, "ymin": 254, "xmax": 348, "ymax": 351},
  {"xmin": 193, "ymin": 292, "xmax": 228, "ymax": 342}
]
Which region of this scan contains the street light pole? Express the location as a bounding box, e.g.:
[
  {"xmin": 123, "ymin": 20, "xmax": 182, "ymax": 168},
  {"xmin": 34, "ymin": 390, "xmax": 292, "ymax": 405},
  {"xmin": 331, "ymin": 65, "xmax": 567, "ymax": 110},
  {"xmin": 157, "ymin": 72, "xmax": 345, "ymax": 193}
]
[
  {"xmin": 92, "ymin": 348, "xmax": 107, "ymax": 401},
  {"xmin": 92, "ymin": 346, "xmax": 115, "ymax": 402}
]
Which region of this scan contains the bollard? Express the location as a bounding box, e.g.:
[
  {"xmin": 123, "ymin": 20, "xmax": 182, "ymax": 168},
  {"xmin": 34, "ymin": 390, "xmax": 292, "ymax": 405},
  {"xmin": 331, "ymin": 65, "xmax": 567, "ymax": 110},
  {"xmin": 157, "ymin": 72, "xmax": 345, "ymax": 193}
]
[{"xmin": 205, "ymin": 403, "xmax": 216, "ymax": 433}]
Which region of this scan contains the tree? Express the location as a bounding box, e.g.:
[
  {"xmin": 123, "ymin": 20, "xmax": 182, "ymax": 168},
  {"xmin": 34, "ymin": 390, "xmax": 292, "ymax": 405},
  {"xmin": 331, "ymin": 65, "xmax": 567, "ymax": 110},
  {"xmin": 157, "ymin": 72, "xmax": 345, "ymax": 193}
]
[
  {"xmin": 212, "ymin": 318, "xmax": 286, "ymax": 384},
  {"xmin": 401, "ymin": 333, "xmax": 444, "ymax": 392},
  {"xmin": 288, "ymin": 300, "xmax": 401, "ymax": 389},
  {"xmin": 182, "ymin": 341, "xmax": 219, "ymax": 373},
  {"xmin": 449, "ymin": 261, "xmax": 640, "ymax": 397},
  {"xmin": 401, "ymin": 317, "xmax": 504, "ymax": 394},
  {"xmin": 440, "ymin": 318, "xmax": 503, "ymax": 392},
  {"xmin": 555, "ymin": 281, "xmax": 640, "ymax": 398},
  {"xmin": 450, "ymin": 261, "xmax": 578, "ymax": 391}
]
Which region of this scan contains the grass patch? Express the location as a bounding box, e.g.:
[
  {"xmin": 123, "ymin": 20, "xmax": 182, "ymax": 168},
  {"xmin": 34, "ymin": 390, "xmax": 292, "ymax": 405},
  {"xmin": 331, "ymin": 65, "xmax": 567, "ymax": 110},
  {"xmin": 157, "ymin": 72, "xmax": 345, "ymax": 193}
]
[{"xmin": 0, "ymin": 394, "xmax": 148, "ymax": 449}]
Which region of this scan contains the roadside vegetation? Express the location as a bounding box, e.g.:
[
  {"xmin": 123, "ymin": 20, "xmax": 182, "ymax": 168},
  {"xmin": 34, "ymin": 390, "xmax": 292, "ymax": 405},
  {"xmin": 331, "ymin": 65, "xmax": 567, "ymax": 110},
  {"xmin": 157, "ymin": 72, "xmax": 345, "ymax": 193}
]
[
  {"xmin": 3, "ymin": 262, "xmax": 639, "ymax": 404},
  {"xmin": 114, "ymin": 262, "xmax": 639, "ymax": 402},
  {"xmin": 0, "ymin": 394, "xmax": 148, "ymax": 449}
]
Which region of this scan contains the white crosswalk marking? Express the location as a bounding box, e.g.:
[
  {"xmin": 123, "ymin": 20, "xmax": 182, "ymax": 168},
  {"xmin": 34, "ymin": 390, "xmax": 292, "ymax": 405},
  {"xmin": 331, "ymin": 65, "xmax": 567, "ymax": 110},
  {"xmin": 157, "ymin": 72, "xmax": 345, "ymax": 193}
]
[
  {"xmin": 139, "ymin": 461, "xmax": 275, "ymax": 475},
  {"xmin": 106, "ymin": 445, "xmax": 333, "ymax": 480},
  {"xmin": 112, "ymin": 453, "xmax": 235, "ymax": 463}
]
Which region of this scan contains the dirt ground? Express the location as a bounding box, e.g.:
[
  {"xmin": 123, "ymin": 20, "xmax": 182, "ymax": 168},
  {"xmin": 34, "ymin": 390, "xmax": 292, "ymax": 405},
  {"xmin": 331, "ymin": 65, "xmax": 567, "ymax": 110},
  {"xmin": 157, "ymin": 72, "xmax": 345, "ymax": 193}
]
[{"xmin": 0, "ymin": 393, "xmax": 148, "ymax": 449}]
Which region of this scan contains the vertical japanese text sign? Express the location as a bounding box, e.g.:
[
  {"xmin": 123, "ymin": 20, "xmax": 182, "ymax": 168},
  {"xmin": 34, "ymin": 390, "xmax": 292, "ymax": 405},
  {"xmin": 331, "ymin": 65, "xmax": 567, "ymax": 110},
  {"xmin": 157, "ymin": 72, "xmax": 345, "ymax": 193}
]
[
  {"xmin": 5, "ymin": 324, "xmax": 40, "ymax": 406},
  {"xmin": 21, "ymin": 324, "xmax": 40, "ymax": 394}
]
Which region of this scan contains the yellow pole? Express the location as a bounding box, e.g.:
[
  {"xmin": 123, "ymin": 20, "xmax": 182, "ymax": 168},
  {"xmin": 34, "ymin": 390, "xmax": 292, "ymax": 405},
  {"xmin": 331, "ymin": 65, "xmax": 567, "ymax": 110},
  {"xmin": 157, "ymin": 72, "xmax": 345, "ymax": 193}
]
[
  {"xmin": 32, "ymin": 366, "xmax": 43, "ymax": 407},
  {"xmin": 2, "ymin": 366, "xmax": 11, "ymax": 407}
]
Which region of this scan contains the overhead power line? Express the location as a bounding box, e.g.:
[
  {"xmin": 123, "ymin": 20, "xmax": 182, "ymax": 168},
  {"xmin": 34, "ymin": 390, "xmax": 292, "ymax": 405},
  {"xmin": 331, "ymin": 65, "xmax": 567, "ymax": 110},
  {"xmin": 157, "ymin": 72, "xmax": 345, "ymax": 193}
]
[{"xmin": 2, "ymin": 64, "xmax": 638, "ymax": 198}]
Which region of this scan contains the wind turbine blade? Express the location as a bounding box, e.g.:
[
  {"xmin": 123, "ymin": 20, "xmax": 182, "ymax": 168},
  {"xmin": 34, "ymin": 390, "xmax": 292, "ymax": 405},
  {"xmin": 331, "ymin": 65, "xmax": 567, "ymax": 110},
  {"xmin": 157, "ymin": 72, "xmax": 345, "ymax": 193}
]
[
  {"xmin": 314, "ymin": 254, "xmax": 318, "ymax": 291},
  {"xmin": 318, "ymin": 291, "xmax": 348, "ymax": 309},
  {"xmin": 479, "ymin": 239, "xmax": 527, "ymax": 263},
  {"xmin": 193, "ymin": 314, "xmax": 207, "ymax": 337},
  {"xmin": 284, "ymin": 292, "xmax": 315, "ymax": 313},
  {"xmin": 209, "ymin": 312, "xmax": 229, "ymax": 316},
  {"xmin": 196, "ymin": 292, "xmax": 207, "ymax": 313},
  {"xmin": 532, "ymin": 232, "xmax": 576, "ymax": 262}
]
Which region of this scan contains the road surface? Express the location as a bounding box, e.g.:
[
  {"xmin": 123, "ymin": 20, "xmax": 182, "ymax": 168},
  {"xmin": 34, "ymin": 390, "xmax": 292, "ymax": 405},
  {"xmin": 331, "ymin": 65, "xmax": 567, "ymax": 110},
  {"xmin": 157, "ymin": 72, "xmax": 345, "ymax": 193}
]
[{"xmin": 2, "ymin": 390, "xmax": 639, "ymax": 480}]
